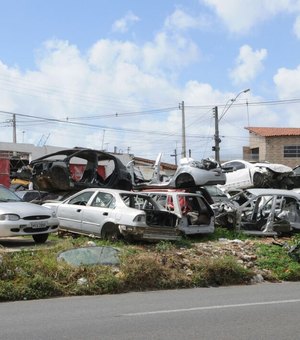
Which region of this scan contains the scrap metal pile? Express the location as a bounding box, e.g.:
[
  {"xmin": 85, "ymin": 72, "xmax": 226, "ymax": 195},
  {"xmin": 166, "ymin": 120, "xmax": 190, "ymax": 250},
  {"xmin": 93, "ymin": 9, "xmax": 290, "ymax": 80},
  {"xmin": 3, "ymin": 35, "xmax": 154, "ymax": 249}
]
[{"xmin": 9, "ymin": 147, "xmax": 300, "ymax": 240}]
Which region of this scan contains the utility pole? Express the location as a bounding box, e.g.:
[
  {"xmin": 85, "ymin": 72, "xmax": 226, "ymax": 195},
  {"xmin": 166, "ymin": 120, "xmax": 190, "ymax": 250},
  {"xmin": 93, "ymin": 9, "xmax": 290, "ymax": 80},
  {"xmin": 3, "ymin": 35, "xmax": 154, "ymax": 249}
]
[
  {"xmin": 170, "ymin": 149, "xmax": 177, "ymax": 165},
  {"xmin": 213, "ymin": 89, "xmax": 250, "ymax": 163},
  {"xmin": 179, "ymin": 101, "xmax": 186, "ymax": 158},
  {"xmin": 13, "ymin": 114, "xmax": 17, "ymax": 143},
  {"xmin": 101, "ymin": 129, "xmax": 105, "ymax": 151},
  {"xmin": 213, "ymin": 106, "xmax": 220, "ymax": 162}
]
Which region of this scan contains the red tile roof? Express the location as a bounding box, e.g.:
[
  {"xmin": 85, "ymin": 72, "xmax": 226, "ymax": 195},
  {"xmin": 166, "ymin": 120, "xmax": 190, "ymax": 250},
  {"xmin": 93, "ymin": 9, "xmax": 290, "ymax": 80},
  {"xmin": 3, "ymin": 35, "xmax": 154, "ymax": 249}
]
[{"xmin": 245, "ymin": 127, "xmax": 300, "ymax": 137}]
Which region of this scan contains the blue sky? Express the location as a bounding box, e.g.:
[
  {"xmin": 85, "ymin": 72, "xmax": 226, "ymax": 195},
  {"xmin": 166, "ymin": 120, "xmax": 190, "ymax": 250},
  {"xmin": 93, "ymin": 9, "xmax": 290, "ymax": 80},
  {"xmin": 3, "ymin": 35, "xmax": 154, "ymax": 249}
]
[{"xmin": 1, "ymin": 0, "xmax": 300, "ymax": 163}]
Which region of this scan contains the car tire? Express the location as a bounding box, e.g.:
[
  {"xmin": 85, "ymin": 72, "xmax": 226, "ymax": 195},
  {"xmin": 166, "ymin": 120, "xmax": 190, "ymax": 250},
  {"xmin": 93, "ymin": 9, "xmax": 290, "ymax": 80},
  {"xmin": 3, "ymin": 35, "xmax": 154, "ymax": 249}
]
[
  {"xmin": 32, "ymin": 233, "xmax": 49, "ymax": 244},
  {"xmin": 101, "ymin": 224, "xmax": 122, "ymax": 241}
]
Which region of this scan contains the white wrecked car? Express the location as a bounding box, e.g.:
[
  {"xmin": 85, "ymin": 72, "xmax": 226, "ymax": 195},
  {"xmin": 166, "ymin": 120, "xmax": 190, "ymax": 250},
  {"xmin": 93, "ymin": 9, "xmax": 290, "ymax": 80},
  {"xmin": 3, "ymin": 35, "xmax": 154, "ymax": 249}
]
[
  {"xmin": 43, "ymin": 188, "xmax": 180, "ymax": 241},
  {"xmin": 215, "ymin": 188, "xmax": 300, "ymax": 236},
  {"xmin": 144, "ymin": 190, "xmax": 215, "ymax": 235},
  {"xmin": 221, "ymin": 160, "xmax": 293, "ymax": 190}
]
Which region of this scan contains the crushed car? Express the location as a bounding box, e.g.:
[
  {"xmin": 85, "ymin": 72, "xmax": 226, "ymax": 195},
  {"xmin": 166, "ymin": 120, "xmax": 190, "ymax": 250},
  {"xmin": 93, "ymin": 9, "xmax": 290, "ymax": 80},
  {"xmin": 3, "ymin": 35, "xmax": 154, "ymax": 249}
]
[
  {"xmin": 30, "ymin": 147, "xmax": 133, "ymax": 193},
  {"xmin": 43, "ymin": 188, "xmax": 180, "ymax": 242},
  {"xmin": 143, "ymin": 190, "xmax": 215, "ymax": 235},
  {"xmin": 0, "ymin": 184, "xmax": 59, "ymax": 243},
  {"xmin": 215, "ymin": 188, "xmax": 300, "ymax": 236},
  {"xmin": 221, "ymin": 160, "xmax": 293, "ymax": 191},
  {"xmin": 128, "ymin": 153, "xmax": 226, "ymax": 190}
]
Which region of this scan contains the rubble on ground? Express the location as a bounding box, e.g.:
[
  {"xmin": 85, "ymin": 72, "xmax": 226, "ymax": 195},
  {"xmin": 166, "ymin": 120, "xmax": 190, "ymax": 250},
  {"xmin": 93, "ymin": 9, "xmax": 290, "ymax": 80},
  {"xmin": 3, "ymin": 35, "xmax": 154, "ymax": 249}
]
[{"xmin": 145, "ymin": 237, "xmax": 280, "ymax": 283}]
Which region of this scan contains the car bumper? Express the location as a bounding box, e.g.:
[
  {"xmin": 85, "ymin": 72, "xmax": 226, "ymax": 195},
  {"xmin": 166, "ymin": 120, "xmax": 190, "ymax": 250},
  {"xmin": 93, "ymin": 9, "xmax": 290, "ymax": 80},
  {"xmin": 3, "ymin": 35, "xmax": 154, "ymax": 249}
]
[
  {"xmin": 119, "ymin": 224, "xmax": 181, "ymax": 241},
  {"xmin": 0, "ymin": 220, "xmax": 59, "ymax": 237},
  {"xmin": 179, "ymin": 224, "xmax": 215, "ymax": 235}
]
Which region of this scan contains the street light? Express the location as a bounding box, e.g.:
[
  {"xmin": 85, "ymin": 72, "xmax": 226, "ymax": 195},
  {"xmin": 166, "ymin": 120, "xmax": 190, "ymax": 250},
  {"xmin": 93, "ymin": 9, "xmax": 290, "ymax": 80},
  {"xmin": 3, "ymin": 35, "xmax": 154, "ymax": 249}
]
[
  {"xmin": 213, "ymin": 88, "xmax": 250, "ymax": 163},
  {"xmin": 219, "ymin": 88, "xmax": 250, "ymax": 121}
]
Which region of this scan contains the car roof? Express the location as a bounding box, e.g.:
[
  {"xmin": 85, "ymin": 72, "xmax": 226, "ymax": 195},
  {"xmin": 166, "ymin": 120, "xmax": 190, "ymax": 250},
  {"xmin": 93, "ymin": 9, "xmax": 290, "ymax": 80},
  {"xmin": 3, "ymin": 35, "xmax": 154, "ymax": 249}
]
[
  {"xmin": 31, "ymin": 148, "xmax": 118, "ymax": 163},
  {"xmin": 246, "ymin": 188, "xmax": 300, "ymax": 199},
  {"xmin": 140, "ymin": 190, "xmax": 205, "ymax": 197},
  {"xmin": 73, "ymin": 188, "xmax": 149, "ymax": 196}
]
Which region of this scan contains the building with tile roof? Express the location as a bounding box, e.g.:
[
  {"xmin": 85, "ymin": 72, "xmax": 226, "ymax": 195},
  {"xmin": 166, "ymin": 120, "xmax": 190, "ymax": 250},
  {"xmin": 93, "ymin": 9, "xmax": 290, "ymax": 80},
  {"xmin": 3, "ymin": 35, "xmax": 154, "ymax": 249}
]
[{"xmin": 244, "ymin": 127, "xmax": 300, "ymax": 167}]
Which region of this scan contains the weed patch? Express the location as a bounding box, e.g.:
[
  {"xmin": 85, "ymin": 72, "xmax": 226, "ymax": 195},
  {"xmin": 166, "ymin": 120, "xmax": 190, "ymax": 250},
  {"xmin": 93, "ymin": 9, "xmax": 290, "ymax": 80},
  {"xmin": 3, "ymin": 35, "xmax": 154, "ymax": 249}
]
[{"xmin": 256, "ymin": 242, "xmax": 300, "ymax": 281}]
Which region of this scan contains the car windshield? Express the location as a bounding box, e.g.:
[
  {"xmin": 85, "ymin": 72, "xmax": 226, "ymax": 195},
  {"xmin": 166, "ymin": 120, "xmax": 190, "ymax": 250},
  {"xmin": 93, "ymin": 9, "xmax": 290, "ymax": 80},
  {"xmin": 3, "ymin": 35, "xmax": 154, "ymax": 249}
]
[
  {"xmin": 204, "ymin": 185, "xmax": 226, "ymax": 197},
  {"xmin": 0, "ymin": 186, "xmax": 22, "ymax": 202}
]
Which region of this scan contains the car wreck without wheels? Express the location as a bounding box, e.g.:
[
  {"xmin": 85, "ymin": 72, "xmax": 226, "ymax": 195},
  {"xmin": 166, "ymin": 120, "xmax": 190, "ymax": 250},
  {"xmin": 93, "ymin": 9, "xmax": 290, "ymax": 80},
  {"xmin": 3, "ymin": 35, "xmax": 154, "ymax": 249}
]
[
  {"xmin": 143, "ymin": 190, "xmax": 215, "ymax": 236},
  {"xmin": 215, "ymin": 188, "xmax": 300, "ymax": 236},
  {"xmin": 30, "ymin": 148, "xmax": 133, "ymax": 193}
]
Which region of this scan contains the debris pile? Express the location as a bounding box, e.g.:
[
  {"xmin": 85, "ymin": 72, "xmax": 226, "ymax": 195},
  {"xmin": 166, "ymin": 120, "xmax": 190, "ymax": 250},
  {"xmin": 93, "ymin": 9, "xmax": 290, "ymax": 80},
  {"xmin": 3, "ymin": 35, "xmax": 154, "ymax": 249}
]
[{"xmin": 151, "ymin": 238, "xmax": 277, "ymax": 283}]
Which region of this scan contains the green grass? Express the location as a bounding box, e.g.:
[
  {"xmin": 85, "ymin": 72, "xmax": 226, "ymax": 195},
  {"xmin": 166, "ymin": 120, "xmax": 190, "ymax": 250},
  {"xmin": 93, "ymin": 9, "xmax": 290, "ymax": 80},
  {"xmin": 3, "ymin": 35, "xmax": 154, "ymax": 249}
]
[
  {"xmin": 1, "ymin": 230, "xmax": 300, "ymax": 301},
  {"xmin": 255, "ymin": 239, "xmax": 300, "ymax": 281}
]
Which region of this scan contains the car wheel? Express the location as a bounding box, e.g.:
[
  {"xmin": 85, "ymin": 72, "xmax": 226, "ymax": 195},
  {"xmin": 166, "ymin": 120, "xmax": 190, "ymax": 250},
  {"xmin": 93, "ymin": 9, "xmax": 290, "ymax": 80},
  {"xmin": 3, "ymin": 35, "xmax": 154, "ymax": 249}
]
[
  {"xmin": 175, "ymin": 174, "xmax": 195, "ymax": 188},
  {"xmin": 32, "ymin": 233, "xmax": 49, "ymax": 244},
  {"xmin": 253, "ymin": 172, "xmax": 265, "ymax": 187},
  {"xmin": 101, "ymin": 224, "xmax": 122, "ymax": 241}
]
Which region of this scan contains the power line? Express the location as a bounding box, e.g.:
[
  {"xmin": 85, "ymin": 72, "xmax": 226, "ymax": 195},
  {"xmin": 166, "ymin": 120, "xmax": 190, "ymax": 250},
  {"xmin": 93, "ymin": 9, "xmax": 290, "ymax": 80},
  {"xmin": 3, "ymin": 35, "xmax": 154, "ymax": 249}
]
[
  {"xmin": 0, "ymin": 109, "xmax": 206, "ymax": 138},
  {"xmin": 67, "ymin": 106, "xmax": 178, "ymax": 120}
]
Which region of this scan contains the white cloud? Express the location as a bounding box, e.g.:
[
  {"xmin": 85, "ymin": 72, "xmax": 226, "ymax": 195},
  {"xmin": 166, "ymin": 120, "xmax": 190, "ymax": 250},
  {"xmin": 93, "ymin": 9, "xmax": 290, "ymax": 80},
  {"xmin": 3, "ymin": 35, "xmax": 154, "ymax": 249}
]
[
  {"xmin": 230, "ymin": 45, "xmax": 267, "ymax": 84},
  {"xmin": 203, "ymin": 0, "xmax": 300, "ymax": 33},
  {"xmin": 112, "ymin": 11, "xmax": 140, "ymax": 33},
  {"xmin": 142, "ymin": 32, "xmax": 199, "ymax": 75},
  {"xmin": 273, "ymin": 65, "xmax": 300, "ymax": 126},
  {"xmin": 164, "ymin": 8, "xmax": 210, "ymax": 31},
  {"xmin": 293, "ymin": 15, "xmax": 300, "ymax": 37},
  {"xmin": 274, "ymin": 65, "xmax": 300, "ymax": 98}
]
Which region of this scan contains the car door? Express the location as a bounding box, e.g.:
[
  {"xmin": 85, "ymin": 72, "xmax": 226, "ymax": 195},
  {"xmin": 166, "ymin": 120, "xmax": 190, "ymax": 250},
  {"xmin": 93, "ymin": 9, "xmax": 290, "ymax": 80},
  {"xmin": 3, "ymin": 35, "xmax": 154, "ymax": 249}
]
[
  {"xmin": 223, "ymin": 161, "xmax": 252, "ymax": 189},
  {"xmin": 57, "ymin": 191, "xmax": 95, "ymax": 232},
  {"xmin": 81, "ymin": 191, "xmax": 117, "ymax": 236}
]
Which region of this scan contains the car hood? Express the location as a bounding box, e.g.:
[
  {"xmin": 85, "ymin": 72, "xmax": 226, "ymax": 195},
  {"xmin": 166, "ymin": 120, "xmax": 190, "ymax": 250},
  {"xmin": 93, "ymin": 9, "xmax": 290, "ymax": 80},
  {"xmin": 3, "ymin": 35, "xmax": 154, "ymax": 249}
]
[
  {"xmin": 0, "ymin": 201, "xmax": 54, "ymax": 216},
  {"xmin": 255, "ymin": 163, "xmax": 293, "ymax": 173}
]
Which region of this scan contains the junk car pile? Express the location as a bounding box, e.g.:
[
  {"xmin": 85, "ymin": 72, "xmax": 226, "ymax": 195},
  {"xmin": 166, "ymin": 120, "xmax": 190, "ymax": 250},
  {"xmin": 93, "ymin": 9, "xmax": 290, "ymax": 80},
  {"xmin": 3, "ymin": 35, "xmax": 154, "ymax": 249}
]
[{"xmin": 7, "ymin": 147, "xmax": 300, "ymax": 242}]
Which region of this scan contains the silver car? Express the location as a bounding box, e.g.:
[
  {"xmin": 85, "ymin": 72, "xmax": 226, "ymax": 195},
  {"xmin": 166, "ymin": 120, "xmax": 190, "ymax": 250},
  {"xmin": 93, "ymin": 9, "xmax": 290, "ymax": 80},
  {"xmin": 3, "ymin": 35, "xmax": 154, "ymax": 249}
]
[
  {"xmin": 130, "ymin": 155, "xmax": 226, "ymax": 190},
  {"xmin": 0, "ymin": 185, "xmax": 59, "ymax": 243},
  {"xmin": 43, "ymin": 188, "xmax": 180, "ymax": 241},
  {"xmin": 215, "ymin": 188, "xmax": 300, "ymax": 236}
]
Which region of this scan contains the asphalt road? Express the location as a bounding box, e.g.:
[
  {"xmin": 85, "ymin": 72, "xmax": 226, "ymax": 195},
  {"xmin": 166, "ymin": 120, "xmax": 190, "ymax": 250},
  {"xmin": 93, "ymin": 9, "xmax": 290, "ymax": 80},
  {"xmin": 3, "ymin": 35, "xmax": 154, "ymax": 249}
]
[{"xmin": 1, "ymin": 282, "xmax": 300, "ymax": 339}]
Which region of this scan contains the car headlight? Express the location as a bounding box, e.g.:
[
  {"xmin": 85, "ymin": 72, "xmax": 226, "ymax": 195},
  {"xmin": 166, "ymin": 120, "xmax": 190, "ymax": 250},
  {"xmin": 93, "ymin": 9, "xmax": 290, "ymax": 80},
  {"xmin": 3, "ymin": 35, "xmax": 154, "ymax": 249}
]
[
  {"xmin": 133, "ymin": 214, "xmax": 146, "ymax": 223},
  {"xmin": 0, "ymin": 214, "xmax": 20, "ymax": 221}
]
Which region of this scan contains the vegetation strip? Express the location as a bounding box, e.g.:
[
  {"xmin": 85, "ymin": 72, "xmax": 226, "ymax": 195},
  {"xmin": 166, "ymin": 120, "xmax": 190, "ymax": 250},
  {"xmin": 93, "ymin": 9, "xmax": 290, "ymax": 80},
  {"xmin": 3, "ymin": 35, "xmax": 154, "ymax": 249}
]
[{"xmin": 1, "ymin": 228, "xmax": 300, "ymax": 302}]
